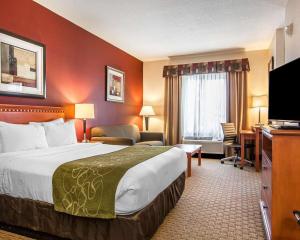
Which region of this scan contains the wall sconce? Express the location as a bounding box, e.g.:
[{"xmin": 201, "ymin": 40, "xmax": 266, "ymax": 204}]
[{"xmin": 284, "ymin": 23, "xmax": 293, "ymax": 36}]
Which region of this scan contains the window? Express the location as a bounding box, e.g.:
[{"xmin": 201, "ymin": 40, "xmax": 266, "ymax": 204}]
[{"xmin": 181, "ymin": 73, "xmax": 227, "ymax": 140}]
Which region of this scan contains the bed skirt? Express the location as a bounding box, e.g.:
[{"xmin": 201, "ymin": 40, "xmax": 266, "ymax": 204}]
[{"xmin": 0, "ymin": 172, "xmax": 185, "ymax": 240}]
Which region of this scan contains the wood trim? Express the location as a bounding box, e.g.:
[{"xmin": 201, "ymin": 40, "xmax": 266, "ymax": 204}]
[
  {"xmin": 0, "ymin": 104, "xmax": 64, "ymax": 113},
  {"xmin": 0, "ymin": 104, "xmax": 65, "ymax": 124}
]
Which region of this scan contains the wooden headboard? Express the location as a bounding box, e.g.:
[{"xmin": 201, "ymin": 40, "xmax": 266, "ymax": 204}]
[{"xmin": 0, "ymin": 104, "xmax": 65, "ymax": 124}]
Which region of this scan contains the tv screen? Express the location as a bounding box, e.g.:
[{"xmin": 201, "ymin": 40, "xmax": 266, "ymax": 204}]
[{"xmin": 269, "ymin": 58, "xmax": 300, "ymax": 121}]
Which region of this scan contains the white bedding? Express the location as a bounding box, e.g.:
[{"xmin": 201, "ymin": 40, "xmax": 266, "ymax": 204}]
[{"xmin": 0, "ymin": 143, "xmax": 186, "ymax": 215}]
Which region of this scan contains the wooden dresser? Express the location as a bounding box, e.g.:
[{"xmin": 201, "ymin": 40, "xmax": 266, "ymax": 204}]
[{"xmin": 260, "ymin": 127, "xmax": 300, "ymax": 240}]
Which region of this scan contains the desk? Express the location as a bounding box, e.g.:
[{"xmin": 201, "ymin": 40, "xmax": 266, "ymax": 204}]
[{"xmin": 240, "ymin": 127, "xmax": 262, "ymax": 171}]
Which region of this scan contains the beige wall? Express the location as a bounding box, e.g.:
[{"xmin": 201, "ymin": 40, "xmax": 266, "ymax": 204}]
[
  {"xmin": 143, "ymin": 49, "xmax": 269, "ymax": 131},
  {"xmin": 143, "ymin": 60, "xmax": 169, "ymax": 132},
  {"xmin": 269, "ymin": 28, "xmax": 285, "ymax": 68},
  {"xmin": 285, "ymin": 0, "xmax": 300, "ymax": 63},
  {"xmin": 270, "ymin": 0, "xmax": 300, "ymax": 65},
  {"xmin": 143, "ymin": 0, "xmax": 299, "ymax": 132}
]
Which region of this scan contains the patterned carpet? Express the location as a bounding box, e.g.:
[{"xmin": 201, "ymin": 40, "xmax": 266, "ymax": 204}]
[
  {"xmin": 152, "ymin": 159, "xmax": 265, "ymax": 240},
  {"xmin": 0, "ymin": 159, "xmax": 265, "ymax": 240}
]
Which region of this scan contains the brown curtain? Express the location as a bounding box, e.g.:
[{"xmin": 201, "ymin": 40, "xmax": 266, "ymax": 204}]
[
  {"xmin": 227, "ymin": 71, "xmax": 248, "ymax": 135},
  {"xmin": 164, "ymin": 76, "xmax": 182, "ymax": 145}
]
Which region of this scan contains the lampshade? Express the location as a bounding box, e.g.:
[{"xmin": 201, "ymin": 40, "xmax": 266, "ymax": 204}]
[
  {"xmin": 252, "ymin": 95, "xmax": 268, "ymax": 108},
  {"xmin": 139, "ymin": 106, "xmax": 155, "ymax": 116},
  {"xmin": 75, "ymin": 103, "xmax": 95, "ymax": 119}
]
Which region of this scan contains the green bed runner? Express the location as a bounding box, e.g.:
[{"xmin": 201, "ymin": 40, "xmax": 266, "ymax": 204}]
[{"xmin": 53, "ymin": 146, "xmax": 172, "ymax": 219}]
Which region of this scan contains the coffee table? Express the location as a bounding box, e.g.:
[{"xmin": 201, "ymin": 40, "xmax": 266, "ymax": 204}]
[{"xmin": 175, "ymin": 144, "xmax": 202, "ymax": 177}]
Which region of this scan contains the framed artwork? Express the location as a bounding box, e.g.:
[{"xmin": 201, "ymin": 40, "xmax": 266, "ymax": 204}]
[
  {"xmin": 268, "ymin": 56, "xmax": 274, "ymax": 72},
  {"xmin": 0, "ymin": 29, "xmax": 46, "ymax": 98},
  {"xmin": 105, "ymin": 66, "xmax": 125, "ymax": 103}
]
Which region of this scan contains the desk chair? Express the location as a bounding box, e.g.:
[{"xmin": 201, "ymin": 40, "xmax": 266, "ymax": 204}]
[{"xmin": 220, "ymin": 123, "xmax": 254, "ymax": 169}]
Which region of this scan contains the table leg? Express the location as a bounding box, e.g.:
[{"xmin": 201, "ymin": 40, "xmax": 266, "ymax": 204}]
[
  {"xmin": 198, "ymin": 149, "xmax": 201, "ymax": 166},
  {"xmin": 187, "ymin": 153, "xmax": 192, "ymax": 177},
  {"xmin": 255, "ymin": 130, "xmax": 260, "ymax": 172},
  {"xmin": 241, "ymin": 134, "xmax": 245, "ymax": 169}
]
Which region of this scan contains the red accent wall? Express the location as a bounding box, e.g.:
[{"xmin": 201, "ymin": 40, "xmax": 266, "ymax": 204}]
[{"xmin": 0, "ymin": 0, "xmax": 143, "ymax": 137}]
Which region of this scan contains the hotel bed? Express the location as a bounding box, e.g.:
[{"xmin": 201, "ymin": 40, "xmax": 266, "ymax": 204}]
[{"xmin": 0, "ymin": 104, "xmax": 186, "ymax": 240}]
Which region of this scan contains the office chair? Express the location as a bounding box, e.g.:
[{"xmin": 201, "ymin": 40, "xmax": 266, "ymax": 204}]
[{"xmin": 220, "ymin": 123, "xmax": 254, "ymax": 169}]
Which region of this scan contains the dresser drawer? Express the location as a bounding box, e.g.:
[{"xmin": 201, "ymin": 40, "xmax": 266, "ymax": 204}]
[
  {"xmin": 262, "ymin": 152, "xmax": 272, "ymax": 214},
  {"xmin": 260, "ymin": 199, "xmax": 272, "ymax": 240},
  {"xmin": 261, "ymin": 188, "xmax": 272, "ymax": 218}
]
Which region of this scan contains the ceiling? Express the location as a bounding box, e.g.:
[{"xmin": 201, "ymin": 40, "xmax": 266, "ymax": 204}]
[{"xmin": 34, "ymin": 0, "xmax": 288, "ymax": 61}]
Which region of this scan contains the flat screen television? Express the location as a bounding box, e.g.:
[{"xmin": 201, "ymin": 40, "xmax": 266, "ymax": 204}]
[{"xmin": 268, "ymin": 58, "xmax": 300, "ymax": 124}]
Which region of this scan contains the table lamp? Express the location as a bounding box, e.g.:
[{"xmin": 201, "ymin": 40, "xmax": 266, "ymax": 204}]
[
  {"xmin": 139, "ymin": 106, "xmax": 155, "ymax": 131},
  {"xmin": 252, "ymin": 95, "xmax": 268, "ymax": 126},
  {"xmin": 75, "ymin": 103, "xmax": 95, "ymax": 142}
]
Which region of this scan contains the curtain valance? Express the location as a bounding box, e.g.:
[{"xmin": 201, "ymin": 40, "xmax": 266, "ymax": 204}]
[{"xmin": 163, "ymin": 58, "xmax": 250, "ymax": 77}]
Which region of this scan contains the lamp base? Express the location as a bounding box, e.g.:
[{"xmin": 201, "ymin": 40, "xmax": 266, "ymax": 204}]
[
  {"xmin": 82, "ymin": 119, "xmax": 89, "ymax": 143},
  {"xmin": 145, "ymin": 116, "xmax": 149, "ymax": 131}
]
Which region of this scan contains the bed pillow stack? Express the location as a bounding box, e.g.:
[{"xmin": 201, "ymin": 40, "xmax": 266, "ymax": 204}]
[
  {"xmin": 36, "ymin": 120, "xmax": 77, "ymax": 147},
  {"xmin": 0, "ymin": 122, "xmax": 48, "ymax": 153},
  {"xmin": 0, "ymin": 118, "xmax": 77, "ymax": 153}
]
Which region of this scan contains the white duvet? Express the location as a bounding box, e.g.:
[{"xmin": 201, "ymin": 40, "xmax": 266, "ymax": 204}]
[{"xmin": 0, "ymin": 143, "xmax": 186, "ymax": 215}]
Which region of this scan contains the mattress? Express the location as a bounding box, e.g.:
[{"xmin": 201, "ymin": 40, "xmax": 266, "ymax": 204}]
[{"xmin": 0, "ymin": 143, "xmax": 187, "ymax": 215}]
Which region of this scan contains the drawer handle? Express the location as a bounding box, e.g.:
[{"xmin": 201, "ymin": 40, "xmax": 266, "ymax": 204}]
[
  {"xmin": 263, "ymin": 205, "xmax": 268, "ymax": 209},
  {"xmin": 293, "ymin": 210, "xmax": 300, "ymax": 225},
  {"xmin": 263, "ymin": 185, "xmax": 268, "ymax": 190},
  {"xmin": 263, "ymin": 166, "xmax": 268, "ymax": 170}
]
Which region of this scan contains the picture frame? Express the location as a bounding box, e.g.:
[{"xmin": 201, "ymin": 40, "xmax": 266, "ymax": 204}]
[
  {"xmin": 0, "ymin": 29, "xmax": 46, "ymax": 98},
  {"xmin": 105, "ymin": 66, "xmax": 125, "ymax": 103}
]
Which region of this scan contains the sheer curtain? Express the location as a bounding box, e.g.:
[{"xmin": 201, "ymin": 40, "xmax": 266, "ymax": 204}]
[{"xmin": 181, "ymin": 73, "xmax": 227, "ymax": 140}]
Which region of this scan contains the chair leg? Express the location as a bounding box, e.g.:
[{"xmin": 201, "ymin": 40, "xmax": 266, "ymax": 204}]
[
  {"xmin": 233, "ymin": 155, "xmax": 240, "ymax": 167},
  {"xmin": 221, "ymin": 147, "xmax": 242, "ymax": 168},
  {"xmin": 221, "ymin": 156, "xmax": 235, "ymax": 164}
]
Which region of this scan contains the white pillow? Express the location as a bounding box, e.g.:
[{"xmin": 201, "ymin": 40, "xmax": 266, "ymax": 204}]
[
  {"xmin": 0, "ymin": 121, "xmax": 16, "ymax": 153},
  {"xmin": 29, "ymin": 118, "xmax": 64, "ymax": 126},
  {"xmin": 0, "ymin": 121, "xmax": 9, "ymax": 126},
  {"xmin": 0, "ymin": 124, "xmax": 48, "ymax": 153},
  {"xmin": 0, "ymin": 122, "xmax": 7, "ymax": 153},
  {"xmin": 43, "ymin": 120, "xmax": 77, "ymax": 147}
]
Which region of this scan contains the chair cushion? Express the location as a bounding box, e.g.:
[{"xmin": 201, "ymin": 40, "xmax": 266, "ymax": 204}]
[{"xmin": 135, "ymin": 141, "xmax": 164, "ymax": 146}]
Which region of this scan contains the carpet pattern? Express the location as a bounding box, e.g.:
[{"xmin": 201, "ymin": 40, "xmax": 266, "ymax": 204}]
[
  {"xmin": 152, "ymin": 159, "xmax": 265, "ymax": 240},
  {"xmin": 0, "ymin": 159, "xmax": 265, "ymax": 240}
]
